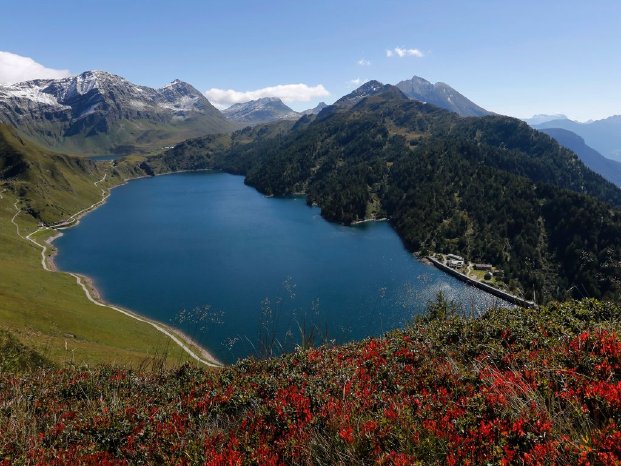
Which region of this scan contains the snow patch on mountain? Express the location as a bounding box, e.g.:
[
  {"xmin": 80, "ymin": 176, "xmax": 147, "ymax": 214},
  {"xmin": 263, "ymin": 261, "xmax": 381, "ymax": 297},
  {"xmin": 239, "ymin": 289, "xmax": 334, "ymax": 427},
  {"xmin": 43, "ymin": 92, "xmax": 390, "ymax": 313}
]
[
  {"xmin": 0, "ymin": 70, "xmax": 219, "ymax": 123},
  {"xmin": 0, "ymin": 82, "xmax": 67, "ymax": 108}
]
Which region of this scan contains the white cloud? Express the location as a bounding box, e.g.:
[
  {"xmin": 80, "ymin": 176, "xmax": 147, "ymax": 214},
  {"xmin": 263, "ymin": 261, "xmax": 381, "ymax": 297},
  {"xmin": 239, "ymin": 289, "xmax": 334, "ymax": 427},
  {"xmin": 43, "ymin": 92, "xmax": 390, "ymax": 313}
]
[
  {"xmin": 0, "ymin": 51, "xmax": 71, "ymax": 84},
  {"xmin": 357, "ymin": 58, "xmax": 371, "ymax": 66},
  {"xmin": 205, "ymin": 83, "xmax": 330, "ymax": 109},
  {"xmin": 386, "ymin": 47, "xmax": 425, "ymax": 58}
]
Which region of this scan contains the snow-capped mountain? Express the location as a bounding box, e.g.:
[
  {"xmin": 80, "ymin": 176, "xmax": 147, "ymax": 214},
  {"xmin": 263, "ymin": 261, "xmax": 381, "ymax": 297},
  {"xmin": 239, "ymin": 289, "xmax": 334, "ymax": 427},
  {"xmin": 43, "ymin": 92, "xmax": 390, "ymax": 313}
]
[
  {"xmin": 0, "ymin": 71, "xmax": 233, "ymax": 155},
  {"xmin": 222, "ymin": 97, "xmax": 300, "ymax": 126},
  {"xmin": 395, "ymin": 76, "xmax": 490, "ymax": 117}
]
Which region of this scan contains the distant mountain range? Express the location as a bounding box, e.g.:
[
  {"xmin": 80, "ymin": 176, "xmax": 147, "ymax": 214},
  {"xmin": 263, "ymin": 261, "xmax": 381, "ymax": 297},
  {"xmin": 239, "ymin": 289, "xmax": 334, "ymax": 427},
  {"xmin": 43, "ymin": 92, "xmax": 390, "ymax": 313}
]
[
  {"xmin": 0, "ymin": 71, "xmax": 233, "ymax": 155},
  {"xmin": 222, "ymin": 99, "xmax": 328, "ymax": 126},
  {"xmin": 222, "ymin": 76, "xmax": 490, "ymax": 127},
  {"xmin": 395, "ymin": 76, "xmax": 491, "ymax": 117},
  {"xmin": 524, "ymin": 114, "xmax": 568, "ymax": 126},
  {"xmin": 0, "ymin": 71, "xmax": 492, "ymax": 151},
  {"xmin": 539, "ymin": 128, "xmax": 621, "ymax": 187},
  {"xmin": 530, "ymin": 115, "xmax": 621, "ymax": 162}
]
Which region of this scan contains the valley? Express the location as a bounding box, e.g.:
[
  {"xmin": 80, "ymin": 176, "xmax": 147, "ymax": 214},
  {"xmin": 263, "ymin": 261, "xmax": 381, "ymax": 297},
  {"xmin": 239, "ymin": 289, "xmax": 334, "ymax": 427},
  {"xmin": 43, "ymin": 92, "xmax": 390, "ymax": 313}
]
[
  {"xmin": 2, "ymin": 1, "xmax": 621, "ymax": 461},
  {"xmin": 3, "ymin": 73, "xmax": 621, "ymax": 367}
]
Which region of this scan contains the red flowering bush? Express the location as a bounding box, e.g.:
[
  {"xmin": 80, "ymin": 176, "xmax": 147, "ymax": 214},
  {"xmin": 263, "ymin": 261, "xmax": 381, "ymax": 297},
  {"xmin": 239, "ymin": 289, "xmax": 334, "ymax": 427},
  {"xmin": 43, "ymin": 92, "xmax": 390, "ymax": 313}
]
[{"xmin": 2, "ymin": 298, "xmax": 621, "ymax": 464}]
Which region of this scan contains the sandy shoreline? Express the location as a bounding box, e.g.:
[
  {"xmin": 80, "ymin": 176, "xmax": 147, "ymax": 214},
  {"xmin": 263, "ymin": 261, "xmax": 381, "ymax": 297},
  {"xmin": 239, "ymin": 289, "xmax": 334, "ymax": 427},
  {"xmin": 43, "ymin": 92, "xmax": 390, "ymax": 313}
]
[
  {"xmin": 68, "ymin": 270, "xmax": 222, "ymax": 366},
  {"xmin": 27, "ymin": 169, "xmax": 223, "ymax": 368}
]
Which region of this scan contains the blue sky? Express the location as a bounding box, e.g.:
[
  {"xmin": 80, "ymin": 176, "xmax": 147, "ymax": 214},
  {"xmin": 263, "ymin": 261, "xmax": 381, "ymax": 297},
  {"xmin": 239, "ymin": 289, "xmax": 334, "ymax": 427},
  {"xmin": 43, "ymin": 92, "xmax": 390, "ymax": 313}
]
[{"xmin": 1, "ymin": 0, "xmax": 620, "ymax": 120}]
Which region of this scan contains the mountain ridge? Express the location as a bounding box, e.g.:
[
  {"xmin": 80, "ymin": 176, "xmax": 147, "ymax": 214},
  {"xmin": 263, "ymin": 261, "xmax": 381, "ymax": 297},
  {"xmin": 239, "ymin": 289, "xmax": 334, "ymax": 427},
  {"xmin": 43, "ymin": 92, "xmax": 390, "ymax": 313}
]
[
  {"xmin": 533, "ymin": 115, "xmax": 621, "ymax": 162},
  {"xmin": 395, "ymin": 75, "xmax": 490, "ymax": 117},
  {"xmin": 539, "ymin": 127, "xmax": 621, "ymax": 187},
  {"xmin": 0, "ymin": 71, "xmax": 234, "ymax": 155}
]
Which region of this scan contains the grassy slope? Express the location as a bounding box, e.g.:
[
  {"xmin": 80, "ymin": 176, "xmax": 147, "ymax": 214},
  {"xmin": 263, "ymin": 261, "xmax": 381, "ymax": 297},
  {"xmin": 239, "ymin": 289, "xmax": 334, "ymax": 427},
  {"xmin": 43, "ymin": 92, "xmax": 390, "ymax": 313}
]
[
  {"xmin": 0, "ymin": 125, "xmax": 197, "ymax": 367},
  {"xmin": 16, "ymin": 113, "xmax": 235, "ymax": 157}
]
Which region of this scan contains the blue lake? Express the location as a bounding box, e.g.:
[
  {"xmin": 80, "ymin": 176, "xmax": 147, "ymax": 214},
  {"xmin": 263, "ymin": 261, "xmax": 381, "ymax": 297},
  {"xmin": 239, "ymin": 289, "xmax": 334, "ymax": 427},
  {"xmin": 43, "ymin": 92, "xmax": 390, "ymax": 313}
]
[{"xmin": 55, "ymin": 172, "xmax": 505, "ymax": 363}]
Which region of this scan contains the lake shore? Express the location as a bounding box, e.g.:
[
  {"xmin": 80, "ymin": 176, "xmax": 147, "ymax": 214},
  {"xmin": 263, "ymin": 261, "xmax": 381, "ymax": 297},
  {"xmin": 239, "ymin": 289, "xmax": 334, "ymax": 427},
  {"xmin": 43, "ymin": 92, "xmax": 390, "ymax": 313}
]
[
  {"xmin": 38, "ymin": 169, "xmax": 223, "ymax": 368},
  {"xmin": 426, "ymin": 256, "xmax": 537, "ymax": 308},
  {"xmin": 68, "ymin": 270, "xmax": 222, "ymax": 367},
  {"xmin": 44, "ymin": 166, "xmax": 511, "ymax": 366}
]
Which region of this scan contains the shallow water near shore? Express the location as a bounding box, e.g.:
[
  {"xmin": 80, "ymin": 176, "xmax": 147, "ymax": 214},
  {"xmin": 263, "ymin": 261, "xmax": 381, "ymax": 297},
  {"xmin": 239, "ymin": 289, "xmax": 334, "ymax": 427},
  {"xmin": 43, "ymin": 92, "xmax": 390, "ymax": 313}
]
[{"xmin": 55, "ymin": 172, "xmax": 505, "ymax": 363}]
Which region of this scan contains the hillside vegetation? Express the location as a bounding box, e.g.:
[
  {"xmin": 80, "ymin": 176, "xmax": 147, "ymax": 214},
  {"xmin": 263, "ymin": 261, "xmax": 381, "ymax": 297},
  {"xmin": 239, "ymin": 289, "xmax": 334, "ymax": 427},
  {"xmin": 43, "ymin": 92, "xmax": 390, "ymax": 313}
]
[
  {"xmin": 145, "ymin": 88, "xmax": 621, "ymax": 303},
  {"xmin": 0, "ymin": 125, "xmax": 106, "ymax": 224},
  {"xmin": 0, "ymin": 125, "xmax": 203, "ymax": 367},
  {"xmin": 1, "ymin": 298, "xmax": 621, "ymax": 464}
]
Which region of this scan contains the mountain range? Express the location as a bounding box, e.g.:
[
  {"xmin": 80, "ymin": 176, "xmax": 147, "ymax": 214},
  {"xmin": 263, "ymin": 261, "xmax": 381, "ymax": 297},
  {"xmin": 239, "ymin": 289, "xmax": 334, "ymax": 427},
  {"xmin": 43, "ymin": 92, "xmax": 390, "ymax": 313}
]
[
  {"xmin": 530, "ymin": 115, "xmax": 621, "ymax": 162},
  {"xmin": 0, "ymin": 72, "xmax": 492, "ymax": 154},
  {"xmin": 218, "ymin": 76, "xmax": 491, "ymax": 128},
  {"xmin": 539, "ymin": 128, "xmax": 621, "ymax": 187},
  {"xmin": 524, "ymin": 114, "xmax": 568, "ymax": 126},
  {"xmin": 220, "ymin": 99, "xmax": 330, "ymax": 126},
  {"xmin": 0, "ymin": 71, "xmax": 233, "ymax": 155}
]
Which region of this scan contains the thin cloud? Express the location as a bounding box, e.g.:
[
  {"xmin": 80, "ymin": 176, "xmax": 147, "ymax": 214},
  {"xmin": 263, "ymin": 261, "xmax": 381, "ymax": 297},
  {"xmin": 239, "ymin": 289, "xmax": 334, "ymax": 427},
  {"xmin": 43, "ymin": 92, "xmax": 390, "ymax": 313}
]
[
  {"xmin": 347, "ymin": 78, "xmax": 368, "ymax": 87},
  {"xmin": 386, "ymin": 47, "xmax": 425, "ymax": 58},
  {"xmin": 357, "ymin": 58, "xmax": 371, "ymax": 66},
  {"xmin": 205, "ymin": 83, "xmax": 330, "ymax": 109},
  {"xmin": 0, "ymin": 51, "xmax": 71, "ymax": 84}
]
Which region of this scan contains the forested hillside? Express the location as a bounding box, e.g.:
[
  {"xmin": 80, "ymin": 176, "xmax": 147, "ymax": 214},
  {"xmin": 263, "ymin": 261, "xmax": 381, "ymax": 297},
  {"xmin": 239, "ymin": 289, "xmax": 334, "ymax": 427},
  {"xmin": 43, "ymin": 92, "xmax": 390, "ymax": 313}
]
[{"xmin": 145, "ymin": 87, "xmax": 621, "ymax": 302}]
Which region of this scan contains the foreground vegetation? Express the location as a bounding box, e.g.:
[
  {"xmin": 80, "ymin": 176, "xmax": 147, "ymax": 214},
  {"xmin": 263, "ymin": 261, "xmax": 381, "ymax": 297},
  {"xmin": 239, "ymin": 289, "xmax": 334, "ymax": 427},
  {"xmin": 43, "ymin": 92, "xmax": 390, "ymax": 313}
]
[{"xmin": 2, "ymin": 298, "xmax": 621, "ymax": 464}]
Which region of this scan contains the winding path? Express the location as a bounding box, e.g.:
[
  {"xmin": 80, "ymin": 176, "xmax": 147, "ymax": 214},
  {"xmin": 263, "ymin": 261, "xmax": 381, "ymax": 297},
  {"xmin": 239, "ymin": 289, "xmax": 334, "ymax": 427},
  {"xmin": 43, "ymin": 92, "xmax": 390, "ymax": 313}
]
[{"xmin": 6, "ymin": 173, "xmax": 222, "ymax": 368}]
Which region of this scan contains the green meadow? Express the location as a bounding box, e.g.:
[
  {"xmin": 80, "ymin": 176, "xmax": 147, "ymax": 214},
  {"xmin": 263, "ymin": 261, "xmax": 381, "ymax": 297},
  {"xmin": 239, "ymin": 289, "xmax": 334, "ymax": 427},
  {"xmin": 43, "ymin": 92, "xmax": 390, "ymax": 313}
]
[{"xmin": 0, "ymin": 125, "xmax": 203, "ymax": 368}]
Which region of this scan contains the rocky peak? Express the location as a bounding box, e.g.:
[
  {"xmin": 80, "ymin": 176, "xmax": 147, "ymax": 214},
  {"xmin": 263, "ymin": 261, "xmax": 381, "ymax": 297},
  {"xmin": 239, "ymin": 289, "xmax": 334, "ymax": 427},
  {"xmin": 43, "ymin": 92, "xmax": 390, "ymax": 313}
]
[
  {"xmin": 395, "ymin": 75, "xmax": 490, "ymax": 117},
  {"xmin": 222, "ymin": 97, "xmax": 300, "ymax": 125},
  {"xmin": 333, "ymin": 81, "xmax": 409, "ymax": 110},
  {"xmin": 301, "ymin": 102, "xmax": 328, "ymax": 115},
  {"xmin": 0, "ymin": 70, "xmax": 232, "ymax": 154}
]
